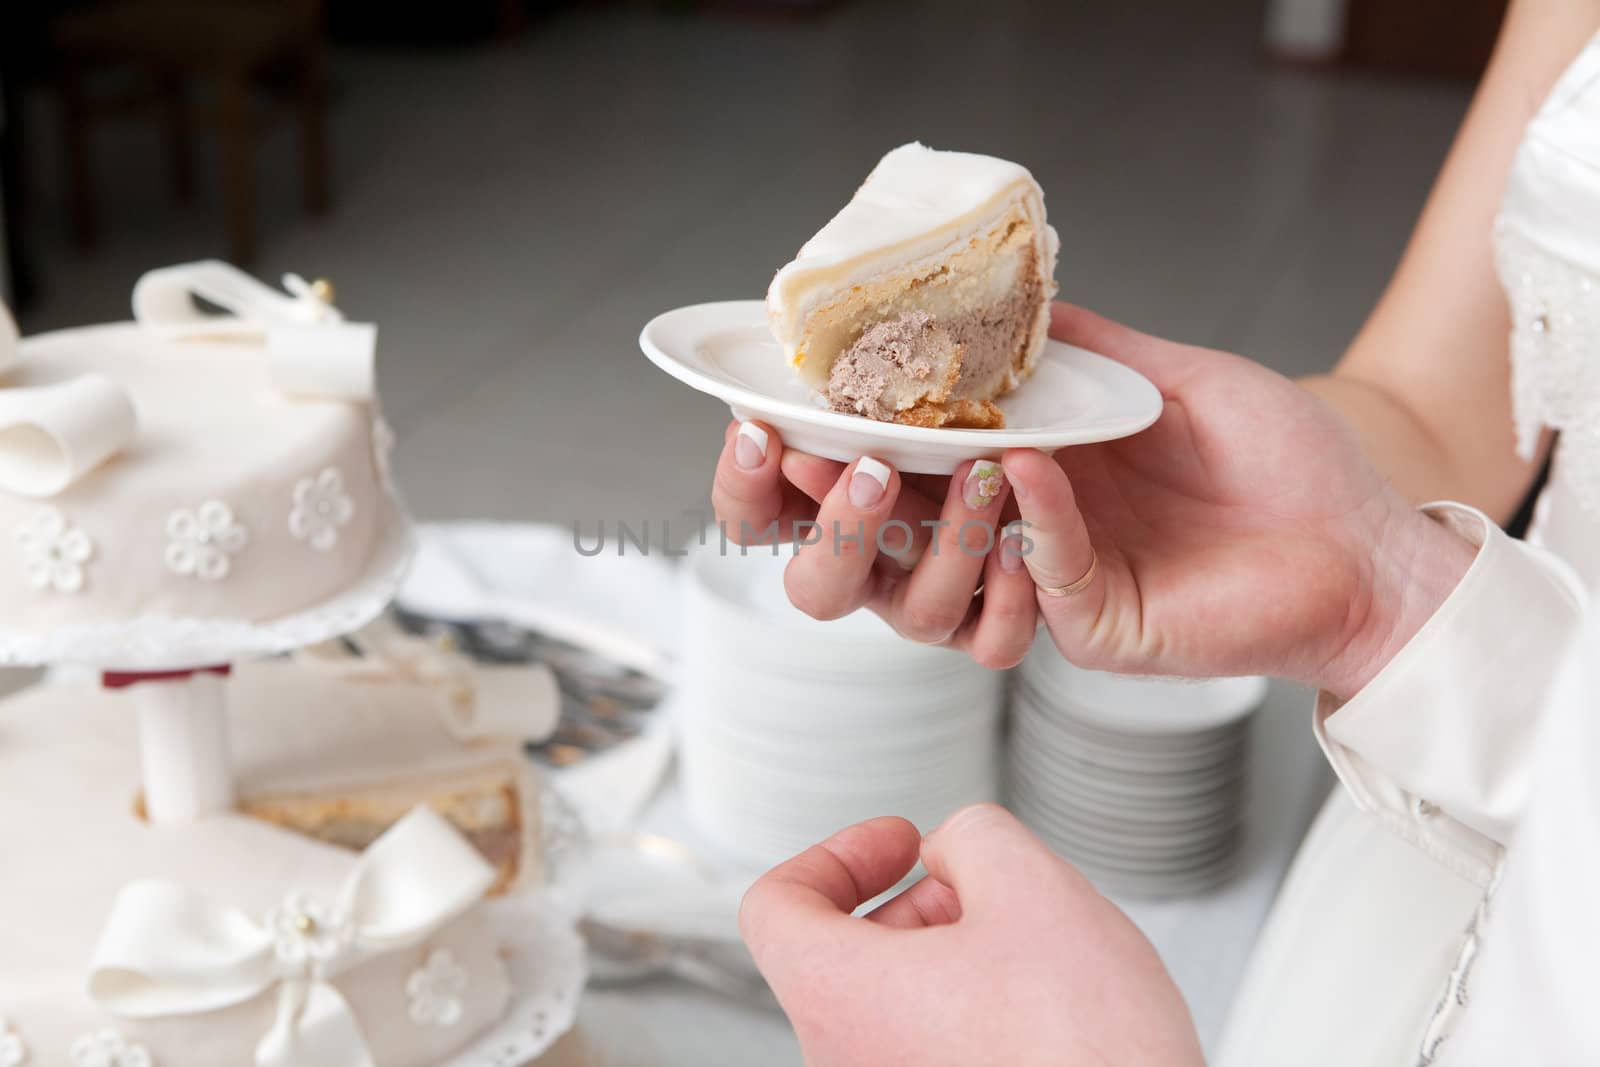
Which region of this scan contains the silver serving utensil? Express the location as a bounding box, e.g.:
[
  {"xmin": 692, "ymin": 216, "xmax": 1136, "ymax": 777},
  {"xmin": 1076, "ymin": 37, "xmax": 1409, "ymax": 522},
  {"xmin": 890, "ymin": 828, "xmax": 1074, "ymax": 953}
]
[
  {"xmin": 563, "ymin": 830, "xmax": 779, "ymax": 1011},
  {"xmin": 579, "ymin": 915, "xmax": 780, "ymax": 1011}
]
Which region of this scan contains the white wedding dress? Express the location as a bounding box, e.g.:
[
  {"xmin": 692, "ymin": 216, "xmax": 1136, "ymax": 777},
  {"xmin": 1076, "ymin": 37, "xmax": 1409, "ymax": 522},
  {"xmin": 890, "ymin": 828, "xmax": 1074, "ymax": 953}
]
[{"xmin": 1217, "ymin": 31, "xmax": 1600, "ymax": 1067}]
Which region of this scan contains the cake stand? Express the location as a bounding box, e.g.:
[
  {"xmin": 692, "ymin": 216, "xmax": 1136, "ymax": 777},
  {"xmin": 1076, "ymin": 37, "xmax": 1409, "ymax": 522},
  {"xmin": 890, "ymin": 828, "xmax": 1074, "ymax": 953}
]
[
  {"xmin": 0, "ymin": 261, "xmax": 409, "ymax": 824},
  {"xmin": 0, "ymin": 493, "xmax": 414, "ymax": 822}
]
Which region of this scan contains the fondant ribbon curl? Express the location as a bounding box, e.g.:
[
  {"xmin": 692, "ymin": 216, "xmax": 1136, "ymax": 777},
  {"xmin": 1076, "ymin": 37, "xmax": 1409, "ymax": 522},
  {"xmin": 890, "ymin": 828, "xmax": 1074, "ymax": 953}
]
[
  {"xmin": 87, "ymin": 806, "xmax": 495, "ymax": 1067},
  {"xmin": 0, "ymin": 259, "xmax": 375, "ymax": 499},
  {"xmin": 0, "ymin": 303, "xmax": 138, "ymax": 497},
  {"xmin": 296, "ymin": 619, "xmax": 562, "ymax": 743},
  {"xmin": 132, "ymin": 259, "xmax": 377, "ymax": 401}
]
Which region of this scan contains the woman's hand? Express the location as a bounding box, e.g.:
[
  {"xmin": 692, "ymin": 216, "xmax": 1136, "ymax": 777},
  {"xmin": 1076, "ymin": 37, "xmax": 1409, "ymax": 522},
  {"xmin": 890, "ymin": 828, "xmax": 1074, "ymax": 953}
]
[
  {"xmin": 740, "ymin": 803, "xmax": 1205, "ymax": 1067},
  {"xmin": 1011, "ymin": 304, "xmax": 1478, "ymax": 697},
  {"xmin": 712, "ymin": 419, "xmax": 1043, "ymax": 670},
  {"xmin": 711, "ymin": 302, "xmax": 1476, "ymax": 697}
]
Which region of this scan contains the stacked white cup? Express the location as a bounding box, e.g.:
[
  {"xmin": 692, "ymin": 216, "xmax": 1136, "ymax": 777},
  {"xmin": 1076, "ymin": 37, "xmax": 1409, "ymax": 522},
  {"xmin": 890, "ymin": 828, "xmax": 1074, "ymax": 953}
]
[
  {"xmin": 1009, "ymin": 632, "xmax": 1267, "ymax": 897},
  {"xmin": 680, "ymin": 536, "xmax": 1004, "ymax": 869}
]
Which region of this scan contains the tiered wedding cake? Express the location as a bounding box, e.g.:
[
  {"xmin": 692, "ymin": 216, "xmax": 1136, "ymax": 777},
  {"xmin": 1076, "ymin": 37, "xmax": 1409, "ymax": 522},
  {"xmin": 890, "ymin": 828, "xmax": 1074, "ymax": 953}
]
[{"xmin": 0, "ymin": 264, "xmax": 583, "ymax": 1067}]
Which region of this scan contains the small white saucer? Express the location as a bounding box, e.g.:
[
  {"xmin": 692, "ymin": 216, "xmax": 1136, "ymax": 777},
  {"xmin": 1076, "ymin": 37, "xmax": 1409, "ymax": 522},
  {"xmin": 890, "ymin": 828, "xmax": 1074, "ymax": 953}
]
[{"xmin": 641, "ymin": 300, "xmax": 1164, "ymax": 475}]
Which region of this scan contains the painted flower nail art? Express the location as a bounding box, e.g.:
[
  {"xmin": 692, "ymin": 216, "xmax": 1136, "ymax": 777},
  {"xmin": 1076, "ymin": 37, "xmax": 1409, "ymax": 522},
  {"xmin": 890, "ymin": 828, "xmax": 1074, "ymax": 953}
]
[{"xmin": 964, "ymin": 461, "xmax": 1005, "ymax": 510}]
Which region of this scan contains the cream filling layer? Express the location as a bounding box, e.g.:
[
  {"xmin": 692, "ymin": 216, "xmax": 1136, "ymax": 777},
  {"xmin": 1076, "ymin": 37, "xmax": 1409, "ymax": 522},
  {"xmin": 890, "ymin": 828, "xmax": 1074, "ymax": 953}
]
[
  {"xmin": 769, "ymin": 184, "xmax": 1057, "ymax": 374},
  {"xmin": 782, "ymin": 209, "xmax": 1047, "ymax": 389}
]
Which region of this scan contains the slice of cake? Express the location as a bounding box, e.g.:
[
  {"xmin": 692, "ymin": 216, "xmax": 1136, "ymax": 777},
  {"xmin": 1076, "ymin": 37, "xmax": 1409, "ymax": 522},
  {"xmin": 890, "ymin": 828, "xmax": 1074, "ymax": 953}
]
[
  {"xmin": 224, "ymin": 635, "xmax": 558, "ymax": 896},
  {"xmin": 767, "ymin": 143, "xmax": 1059, "ymax": 429}
]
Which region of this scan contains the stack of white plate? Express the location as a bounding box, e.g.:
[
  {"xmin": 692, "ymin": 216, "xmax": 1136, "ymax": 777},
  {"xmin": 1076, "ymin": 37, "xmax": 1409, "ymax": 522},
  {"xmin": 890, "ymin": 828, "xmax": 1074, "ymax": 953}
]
[
  {"xmin": 680, "ymin": 539, "xmax": 1004, "ymax": 869},
  {"xmin": 1009, "ymin": 634, "xmax": 1267, "ymax": 898}
]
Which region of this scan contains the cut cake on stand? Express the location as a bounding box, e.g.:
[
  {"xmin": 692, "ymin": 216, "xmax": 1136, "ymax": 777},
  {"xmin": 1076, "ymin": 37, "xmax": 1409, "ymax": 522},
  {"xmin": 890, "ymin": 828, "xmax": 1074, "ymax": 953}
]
[{"xmin": 0, "ymin": 263, "xmax": 584, "ymax": 1067}]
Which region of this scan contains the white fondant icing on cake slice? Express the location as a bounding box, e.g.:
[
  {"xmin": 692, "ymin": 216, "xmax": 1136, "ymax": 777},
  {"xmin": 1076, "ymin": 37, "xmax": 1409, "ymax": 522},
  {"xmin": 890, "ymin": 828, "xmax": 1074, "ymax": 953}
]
[{"xmin": 767, "ymin": 142, "xmax": 1060, "ymax": 383}]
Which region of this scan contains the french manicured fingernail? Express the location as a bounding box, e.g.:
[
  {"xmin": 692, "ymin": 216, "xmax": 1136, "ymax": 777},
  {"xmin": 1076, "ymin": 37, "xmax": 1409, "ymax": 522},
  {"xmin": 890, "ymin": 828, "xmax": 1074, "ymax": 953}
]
[
  {"xmin": 1000, "ymin": 535, "xmax": 1025, "ymax": 574},
  {"xmin": 963, "ymin": 460, "xmax": 1006, "ymax": 510},
  {"xmin": 932, "ymin": 802, "xmax": 997, "ymax": 838},
  {"xmin": 734, "ymin": 422, "xmax": 768, "ymax": 470},
  {"xmin": 849, "ymin": 456, "xmax": 891, "ymax": 509},
  {"xmin": 1001, "ymin": 457, "xmax": 1029, "ymax": 499},
  {"xmin": 1000, "ymin": 521, "xmax": 1026, "ymax": 574}
]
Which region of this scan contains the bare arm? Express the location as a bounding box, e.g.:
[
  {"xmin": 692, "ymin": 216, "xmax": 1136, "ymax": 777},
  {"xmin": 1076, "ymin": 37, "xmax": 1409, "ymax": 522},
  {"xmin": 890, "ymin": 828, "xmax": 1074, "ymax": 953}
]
[{"xmin": 1302, "ymin": 0, "xmax": 1600, "ymax": 522}]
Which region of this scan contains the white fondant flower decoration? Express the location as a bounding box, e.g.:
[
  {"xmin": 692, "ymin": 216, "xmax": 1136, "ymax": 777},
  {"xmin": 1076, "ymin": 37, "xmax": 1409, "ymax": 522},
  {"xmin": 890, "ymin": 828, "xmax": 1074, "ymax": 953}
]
[
  {"xmin": 68, "ymin": 1029, "xmax": 151, "ymax": 1067},
  {"xmin": 0, "ymin": 1017, "xmax": 26, "ymax": 1067},
  {"xmin": 164, "ymin": 500, "xmax": 248, "ymax": 581},
  {"xmin": 13, "ymin": 507, "xmax": 93, "ymax": 594},
  {"xmin": 371, "ymin": 415, "xmax": 397, "ymax": 492},
  {"xmin": 406, "ymin": 947, "xmax": 468, "ymax": 1027},
  {"xmin": 267, "ymin": 892, "xmax": 347, "ymax": 978},
  {"xmin": 289, "ymin": 467, "xmax": 354, "ymax": 552}
]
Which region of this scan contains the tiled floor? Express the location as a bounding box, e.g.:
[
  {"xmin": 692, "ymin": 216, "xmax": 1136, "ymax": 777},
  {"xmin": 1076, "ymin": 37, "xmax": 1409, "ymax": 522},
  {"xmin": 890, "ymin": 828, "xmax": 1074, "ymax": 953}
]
[{"xmin": 8, "ymin": 0, "xmax": 1472, "ymax": 1062}]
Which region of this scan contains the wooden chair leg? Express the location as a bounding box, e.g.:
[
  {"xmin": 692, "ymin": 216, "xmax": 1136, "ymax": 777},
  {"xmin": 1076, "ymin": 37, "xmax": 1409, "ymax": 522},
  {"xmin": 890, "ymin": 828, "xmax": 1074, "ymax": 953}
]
[
  {"xmin": 157, "ymin": 71, "xmax": 194, "ymax": 204},
  {"xmin": 217, "ymin": 72, "xmax": 255, "ymax": 265},
  {"xmin": 298, "ymin": 41, "xmax": 330, "ymax": 216},
  {"xmin": 58, "ymin": 60, "xmax": 97, "ymax": 249}
]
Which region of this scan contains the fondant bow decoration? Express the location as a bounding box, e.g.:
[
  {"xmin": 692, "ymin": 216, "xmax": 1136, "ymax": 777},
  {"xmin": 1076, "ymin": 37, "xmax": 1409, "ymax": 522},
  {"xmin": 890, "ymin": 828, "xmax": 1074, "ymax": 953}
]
[
  {"xmin": 0, "ymin": 302, "xmax": 138, "ymax": 497},
  {"xmin": 296, "ymin": 618, "xmax": 562, "ymax": 743},
  {"xmin": 86, "ymin": 806, "xmax": 494, "ymax": 1067},
  {"xmin": 132, "ymin": 260, "xmax": 377, "ymax": 402}
]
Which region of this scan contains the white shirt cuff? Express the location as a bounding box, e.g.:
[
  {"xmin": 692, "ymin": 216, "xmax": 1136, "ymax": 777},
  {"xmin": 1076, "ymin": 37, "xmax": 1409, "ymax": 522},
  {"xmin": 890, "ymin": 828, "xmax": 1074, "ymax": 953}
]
[{"xmin": 1312, "ymin": 502, "xmax": 1587, "ymax": 886}]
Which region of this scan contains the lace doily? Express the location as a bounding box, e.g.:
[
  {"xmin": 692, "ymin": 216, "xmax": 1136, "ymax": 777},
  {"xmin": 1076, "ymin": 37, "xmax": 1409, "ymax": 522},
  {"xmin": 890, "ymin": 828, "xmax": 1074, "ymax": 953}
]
[
  {"xmin": 0, "ymin": 501, "xmax": 414, "ymax": 670},
  {"xmin": 1495, "ymin": 224, "xmax": 1600, "ymax": 518},
  {"xmin": 441, "ymin": 892, "xmax": 588, "ymax": 1067}
]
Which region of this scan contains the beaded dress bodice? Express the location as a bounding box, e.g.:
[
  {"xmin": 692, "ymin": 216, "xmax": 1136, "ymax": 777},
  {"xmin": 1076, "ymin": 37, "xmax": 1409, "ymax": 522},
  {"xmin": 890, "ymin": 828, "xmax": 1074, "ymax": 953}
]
[{"xmin": 1495, "ymin": 32, "xmax": 1600, "ymax": 586}]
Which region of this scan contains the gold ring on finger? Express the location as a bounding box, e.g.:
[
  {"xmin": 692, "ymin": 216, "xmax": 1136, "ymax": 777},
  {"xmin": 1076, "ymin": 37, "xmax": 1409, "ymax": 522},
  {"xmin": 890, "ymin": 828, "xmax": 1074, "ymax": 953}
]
[{"xmin": 1037, "ymin": 549, "xmax": 1098, "ymax": 598}]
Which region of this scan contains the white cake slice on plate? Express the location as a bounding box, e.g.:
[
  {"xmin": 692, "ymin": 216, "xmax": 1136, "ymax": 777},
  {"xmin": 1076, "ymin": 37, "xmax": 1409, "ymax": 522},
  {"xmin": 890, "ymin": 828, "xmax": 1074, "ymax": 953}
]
[{"xmin": 767, "ymin": 143, "xmax": 1059, "ymax": 429}]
